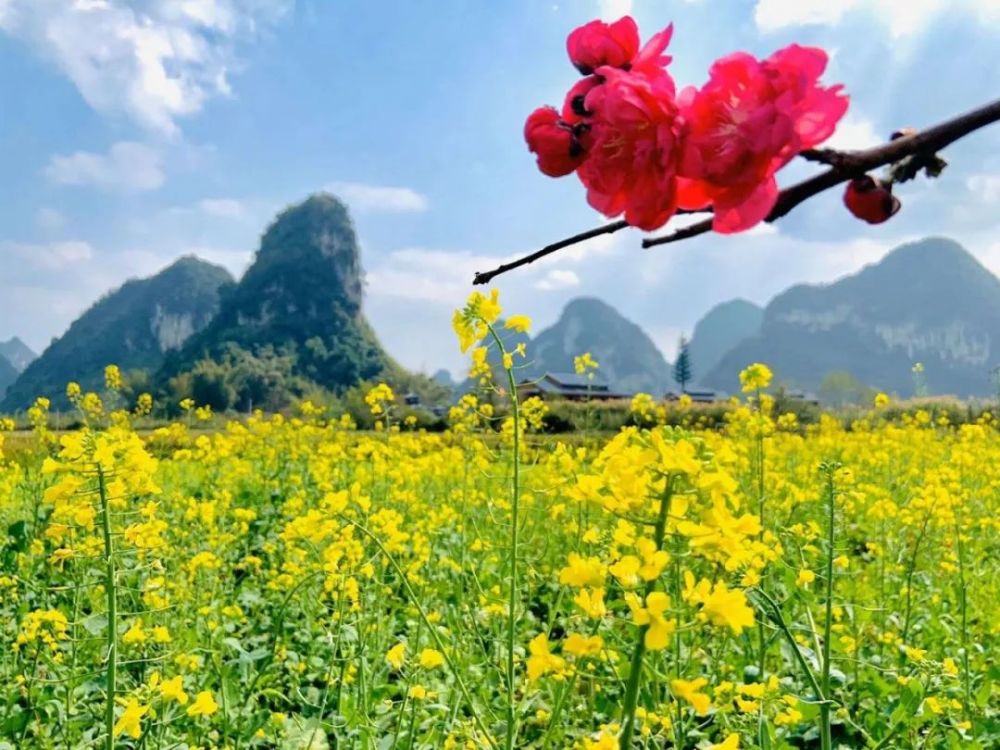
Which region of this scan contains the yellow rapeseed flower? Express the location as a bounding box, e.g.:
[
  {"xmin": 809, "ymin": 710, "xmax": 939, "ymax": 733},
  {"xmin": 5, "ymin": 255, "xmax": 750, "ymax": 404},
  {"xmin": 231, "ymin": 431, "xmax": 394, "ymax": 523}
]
[
  {"xmin": 739, "ymin": 363, "xmax": 773, "ymax": 392},
  {"xmin": 386, "ymin": 642, "xmax": 406, "ymax": 670},
  {"xmin": 160, "ymin": 675, "xmax": 189, "ymax": 705},
  {"xmin": 418, "ymin": 648, "xmax": 444, "ymax": 669},
  {"xmin": 186, "ymin": 691, "xmax": 219, "ymax": 717},
  {"xmin": 505, "ymin": 315, "xmax": 532, "ymax": 333},
  {"xmin": 113, "ymin": 698, "xmax": 148, "ymax": 738},
  {"xmin": 671, "ymin": 677, "xmax": 712, "ymax": 715}
]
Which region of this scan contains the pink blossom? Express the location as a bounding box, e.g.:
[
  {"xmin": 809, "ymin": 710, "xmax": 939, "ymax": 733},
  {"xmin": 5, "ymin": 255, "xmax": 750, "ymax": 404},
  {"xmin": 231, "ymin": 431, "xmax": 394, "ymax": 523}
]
[
  {"xmin": 562, "ymin": 75, "xmax": 603, "ymax": 121},
  {"xmin": 630, "ymin": 23, "xmax": 674, "ymax": 74},
  {"xmin": 524, "ymin": 106, "xmax": 589, "ymax": 178},
  {"xmin": 526, "ymin": 20, "xmax": 849, "ymax": 237},
  {"xmin": 562, "ymin": 21, "xmax": 674, "ymax": 120},
  {"xmin": 576, "ymin": 67, "xmax": 685, "ymax": 230},
  {"xmin": 566, "ymin": 16, "xmax": 639, "ymax": 74},
  {"xmin": 528, "ymin": 17, "xmax": 678, "ymax": 205},
  {"xmin": 677, "ymin": 45, "xmax": 848, "ymax": 233}
]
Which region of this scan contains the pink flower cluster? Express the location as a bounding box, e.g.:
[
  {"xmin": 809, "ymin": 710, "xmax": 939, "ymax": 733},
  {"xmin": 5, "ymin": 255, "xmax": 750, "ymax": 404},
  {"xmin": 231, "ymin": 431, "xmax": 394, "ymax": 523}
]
[{"xmin": 524, "ymin": 17, "xmax": 848, "ymax": 233}]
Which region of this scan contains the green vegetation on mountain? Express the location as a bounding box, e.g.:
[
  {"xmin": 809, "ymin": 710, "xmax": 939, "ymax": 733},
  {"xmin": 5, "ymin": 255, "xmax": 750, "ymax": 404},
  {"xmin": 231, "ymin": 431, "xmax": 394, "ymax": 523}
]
[
  {"xmin": 687, "ymin": 299, "xmax": 763, "ymax": 382},
  {"xmin": 0, "ymin": 357, "xmax": 16, "ymax": 397},
  {"xmin": 704, "ymin": 238, "xmax": 1000, "ymax": 398},
  {"xmin": 159, "ymin": 193, "xmax": 397, "ymax": 410},
  {"xmin": 527, "ymin": 297, "xmax": 672, "ymax": 394},
  {"xmin": 8, "ymin": 225, "xmax": 996, "ymax": 413},
  {"xmin": 1, "ymin": 257, "xmax": 233, "ymax": 411}
]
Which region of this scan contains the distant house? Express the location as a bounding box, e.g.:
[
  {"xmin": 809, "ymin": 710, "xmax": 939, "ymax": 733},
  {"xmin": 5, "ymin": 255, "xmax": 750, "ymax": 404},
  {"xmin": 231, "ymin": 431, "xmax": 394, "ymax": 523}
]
[
  {"xmin": 784, "ymin": 390, "xmax": 821, "ymax": 406},
  {"xmin": 517, "ymin": 372, "xmax": 632, "ymax": 401},
  {"xmin": 664, "ymin": 388, "xmax": 721, "ymax": 403}
]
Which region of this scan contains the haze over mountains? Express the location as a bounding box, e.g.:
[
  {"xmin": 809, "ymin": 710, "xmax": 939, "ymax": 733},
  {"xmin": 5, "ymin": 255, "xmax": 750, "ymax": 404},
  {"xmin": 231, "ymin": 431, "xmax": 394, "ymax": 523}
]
[
  {"xmin": 0, "ymin": 353, "xmax": 18, "ymax": 398},
  {"xmin": 527, "ymin": 298, "xmax": 672, "ymax": 394},
  {"xmin": 0, "ymin": 338, "xmax": 36, "ymax": 396},
  {"xmin": 1, "ymin": 192, "xmax": 998, "ymax": 410},
  {"xmin": 1, "ymin": 194, "xmax": 421, "ymax": 412},
  {"xmin": 688, "ymin": 300, "xmax": 764, "ymax": 380},
  {"xmin": 702, "ymin": 237, "xmax": 1000, "ymax": 397},
  {"xmin": 2, "ymin": 258, "xmax": 232, "ymax": 411},
  {"xmin": 0, "ymin": 338, "xmax": 36, "ymax": 373}
]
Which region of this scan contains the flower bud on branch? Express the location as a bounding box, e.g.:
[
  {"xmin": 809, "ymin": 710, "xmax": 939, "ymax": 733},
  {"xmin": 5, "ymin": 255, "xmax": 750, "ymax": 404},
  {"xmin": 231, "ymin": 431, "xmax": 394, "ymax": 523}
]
[{"xmin": 473, "ymin": 12, "xmax": 1000, "ymax": 284}]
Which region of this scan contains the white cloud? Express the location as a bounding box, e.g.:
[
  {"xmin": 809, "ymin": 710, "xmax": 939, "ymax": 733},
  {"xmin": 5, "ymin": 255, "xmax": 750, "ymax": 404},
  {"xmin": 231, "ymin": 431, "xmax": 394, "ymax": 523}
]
[
  {"xmin": 556, "ymin": 231, "xmax": 625, "ymax": 261},
  {"xmin": 182, "ymin": 245, "xmax": 253, "ymax": 277},
  {"xmin": 744, "ymin": 222, "xmax": 779, "ymax": 237},
  {"xmin": 198, "ymin": 198, "xmax": 248, "ymax": 219},
  {"xmin": 597, "ymin": 0, "xmax": 633, "ymax": 20},
  {"xmin": 534, "ymin": 268, "xmax": 581, "ymax": 291},
  {"xmin": 824, "ymin": 115, "xmax": 882, "ymax": 150},
  {"xmin": 366, "ymin": 230, "xmax": 627, "ymax": 305},
  {"xmin": 326, "ymin": 182, "xmax": 429, "ymax": 214},
  {"xmin": 649, "ymin": 325, "xmax": 685, "ymax": 361},
  {"xmin": 45, "ymin": 142, "xmax": 164, "ymax": 192},
  {"xmin": 754, "ymin": 0, "xmax": 857, "ymax": 31},
  {"xmin": 34, "ymin": 207, "xmax": 65, "ymax": 233},
  {"xmin": 367, "ymin": 248, "xmax": 508, "ymax": 303},
  {"xmin": 0, "ymin": 0, "xmax": 290, "ymax": 135},
  {"xmin": 754, "ymin": 0, "xmax": 1000, "ymax": 38},
  {"xmin": 111, "ymin": 244, "xmax": 250, "ymax": 280},
  {"xmin": 967, "ymin": 174, "xmax": 1000, "ymax": 204},
  {"xmin": 2, "ymin": 240, "xmax": 94, "ymax": 271}
]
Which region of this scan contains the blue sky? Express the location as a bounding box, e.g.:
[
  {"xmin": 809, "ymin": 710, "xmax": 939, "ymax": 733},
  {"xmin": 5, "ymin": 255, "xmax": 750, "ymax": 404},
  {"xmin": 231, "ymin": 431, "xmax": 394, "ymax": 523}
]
[{"xmin": 1, "ymin": 0, "xmax": 999, "ymax": 377}]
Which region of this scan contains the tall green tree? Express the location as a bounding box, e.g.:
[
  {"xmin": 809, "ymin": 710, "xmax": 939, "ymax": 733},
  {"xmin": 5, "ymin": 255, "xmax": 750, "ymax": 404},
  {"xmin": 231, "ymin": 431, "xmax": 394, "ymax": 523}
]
[{"xmin": 674, "ymin": 336, "xmax": 692, "ymax": 393}]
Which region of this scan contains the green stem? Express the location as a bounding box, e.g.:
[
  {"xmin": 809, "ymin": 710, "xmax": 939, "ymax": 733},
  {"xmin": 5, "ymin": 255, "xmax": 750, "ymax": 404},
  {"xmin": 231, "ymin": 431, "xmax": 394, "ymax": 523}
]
[
  {"xmin": 753, "ymin": 588, "xmax": 824, "ymax": 701},
  {"xmin": 504, "ymin": 358, "xmax": 521, "ymax": 750},
  {"xmin": 619, "ymin": 478, "xmax": 674, "ymax": 750},
  {"xmin": 539, "ymin": 618, "xmax": 603, "ymax": 749},
  {"xmin": 65, "ymin": 580, "xmax": 81, "ymax": 750},
  {"xmin": 755, "ymin": 388, "xmax": 769, "ymax": 747},
  {"xmin": 487, "ymin": 323, "xmax": 522, "ymax": 750},
  {"xmin": 954, "ymin": 515, "xmax": 972, "ymax": 726},
  {"xmin": 98, "ymin": 465, "xmax": 117, "ymax": 750},
  {"xmin": 820, "ymin": 466, "xmax": 837, "ymax": 750},
  {"xmin": 900, "ymin": 512, "xmax": 931, "ymax": 653},
  {"xmin": 343, "ymin": 517, "xmax": 498, "ymax": 749},
  {"xmin": 755, "ymin": 387, "xmax": 768, "ymax": 678},
  {"xmin": 672, "ymin": 530, "xmax": 686, "ymax": 749}
]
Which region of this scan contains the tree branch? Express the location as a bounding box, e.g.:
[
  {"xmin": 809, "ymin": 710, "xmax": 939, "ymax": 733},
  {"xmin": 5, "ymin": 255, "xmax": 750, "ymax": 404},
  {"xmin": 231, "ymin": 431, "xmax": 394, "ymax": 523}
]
[
  {"xmin": 473, "ymin": 220, "xmax": 628, "ymax": 286},
  {"xmin": 472, "ymin": 210, "xmax": 708, "ymax": 286},
  {"xmin": 642, "ymin": 97, "xmax": 1000, "ymax": 248},
  {"xmin": 471, "ymin": 97, "xmax": 1000, "ymax": 281}
]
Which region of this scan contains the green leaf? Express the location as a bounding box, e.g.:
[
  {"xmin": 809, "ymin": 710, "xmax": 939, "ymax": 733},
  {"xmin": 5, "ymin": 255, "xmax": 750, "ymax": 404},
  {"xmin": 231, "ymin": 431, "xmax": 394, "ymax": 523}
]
[
  {"xmin": 82, "ymin": 613, "xmax": 107, "ymax": 635},
  {"xmin": 223, "ymin": 636, "xmax": 246, "ymax": 654},
  {"xmin": 798, "ymin": 700, "xmax": 821, "ymax": 722},
  {"xmin": 757, "ymin": 713, "xmax": 775, "ymax": 750},
  {"xmin": 974, "ymin": 678, "xmax": 992, "ymax": 708},
  {"xmin": 283, "ymin": 717, "xmax": 331, "ymax": 750},
  {"xmin": 1, "ymin": 710, "xmax": 29, "ymax": 738},
  {"xmin": 890, "ymin": 680, "xmax": 923, "ymax": 726},
  {"xmin": 7, "ymin": 521, "xmax": 28, "ymax": 552}
]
